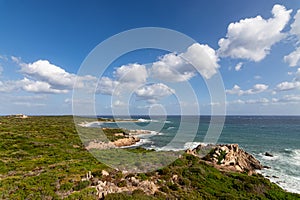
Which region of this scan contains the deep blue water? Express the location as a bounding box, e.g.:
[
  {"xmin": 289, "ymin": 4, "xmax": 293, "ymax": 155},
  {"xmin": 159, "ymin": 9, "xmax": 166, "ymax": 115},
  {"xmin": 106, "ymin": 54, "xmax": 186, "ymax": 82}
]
[{"xmin": 94, "ymin": 115, "xmax": 300, "ymax": 193}]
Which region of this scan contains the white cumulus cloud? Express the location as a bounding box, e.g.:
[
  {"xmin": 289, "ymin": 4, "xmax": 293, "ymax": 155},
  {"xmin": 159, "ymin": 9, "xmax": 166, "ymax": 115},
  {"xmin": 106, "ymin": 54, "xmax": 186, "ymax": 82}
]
[
  {"xmin": 181, "ymin": 43, "xmax": 219, "ymax": 79},
  {"xmin": 114, "ymin": 63, "xmax": 148, "ymax": 83},
  {"xmin": 234, "ymin": 62, "xmax": 243, "ymax": 71},
  {"xmin": 284, "ymin": 46, "xmax": 300, "ymax": 67},
  {"xmin": 150, "ymin": 53, "xmax": 195, "ymax": 82},
  {"xmin": 20, "ymin": 78, "xmax": 69, "ymax": 94},
  {"xmin": 284, "ymin": 9, "xmax": 300, "ymax": 67},
  {"xmin": 290, "ymin": 9, "xmax": 300, "ymax": 40},
  {"xmin": 275, "ymin": 81, "xmax": 300, "ymax": 91},
  {"xmin": 135, "ymin": 83, "xmax": 175, "ymax": 103},
  {"xmin": 150, "ymin": 43, "xmax": 219, "ymax": 81},
  {"xmin": 20, "ymin": 60, "xmax": 80, "ymax": 89},
  {"xmin": 218, "ymin": 4, "xmax": 292, "ymax": 62},
  {"xmin": 96, "ymin": 64, "xmax": 147, "ymax": 96},
  {"xmin": 96, "ymin": 77, "xmax": 120, "ymax": 95},
  {"xmin": 226, "ymin": 84, "xmax": 269, "ymax": 95},
  {"xmin": 2, "ymin": 58, "xmax": 96, "ymax": 94}
]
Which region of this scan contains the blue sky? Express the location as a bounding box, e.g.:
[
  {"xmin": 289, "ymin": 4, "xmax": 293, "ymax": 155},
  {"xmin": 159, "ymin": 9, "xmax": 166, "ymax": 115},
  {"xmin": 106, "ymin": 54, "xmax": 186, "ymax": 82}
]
[{"xmin": 0, "ymin": 0, "xmax": 300, "ymax": 115}]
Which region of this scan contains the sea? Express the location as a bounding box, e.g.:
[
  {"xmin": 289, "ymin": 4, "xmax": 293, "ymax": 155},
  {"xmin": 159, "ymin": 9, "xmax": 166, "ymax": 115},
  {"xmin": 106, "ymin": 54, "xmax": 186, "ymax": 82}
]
[{"xmin": 89, "ymin": 115, "xmax": 300, "ymax": 194}]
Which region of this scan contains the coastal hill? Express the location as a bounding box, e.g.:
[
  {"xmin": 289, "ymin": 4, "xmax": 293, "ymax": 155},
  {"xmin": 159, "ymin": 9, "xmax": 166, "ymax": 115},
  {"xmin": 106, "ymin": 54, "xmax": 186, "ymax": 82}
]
[{"xmin": 0, "ymin": 116, "xmax": 299, "ymax": 199}]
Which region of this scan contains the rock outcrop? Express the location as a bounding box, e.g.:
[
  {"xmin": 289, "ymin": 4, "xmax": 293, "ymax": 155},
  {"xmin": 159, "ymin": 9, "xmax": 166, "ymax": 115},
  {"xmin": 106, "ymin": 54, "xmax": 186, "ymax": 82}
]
[
  {"xmin": 264, "ymin": 152, "xmax": 273, "ymax": 157},
  {"xmin": 85, "ymin": 136, "xmax": 140, "ymax": 150},
  {"xmin": 187, "ymin": 144, "xmax": 263, "ymax": 175},
  {"xmin": 95, "ymin": 176, "xmax": 158, "ymax": 199},
  {"xmin": 113, "ymin": 137, "xmax": 140, "ymax": 147}
]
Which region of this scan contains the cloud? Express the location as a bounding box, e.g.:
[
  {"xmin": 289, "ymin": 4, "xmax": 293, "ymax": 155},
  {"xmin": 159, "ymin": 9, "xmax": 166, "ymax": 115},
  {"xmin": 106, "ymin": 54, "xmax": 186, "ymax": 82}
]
[
  {"xmin": 96, "ymin": 64, "xmax": 148, "ymax": 96},
  {"xmin": 290, "ymin": 9, "xmax": 300, "ymax": 40},
  {"xmin": 275, "ymin": 81, "xmax": 300, "ymax": 91},
  {"xmin": 271, "ymin": 94, "xmax": 300, "ymax": 104},
  {"xmin": 135, "ymin": 83, "xmax": 175, "ymax": 103},
  {"xmin": 284, "ymin": 47, "xmax": 300, "ymax": 67},
  {"xmin": 280, "ymin": 94, "xmax": 300, "ymax": 103},
  {"xmin": 20, "ymin": 60, "xmax": 79, "ymax": 89},
  {"xmin": 227, "ymin": 98, "xmax": 270, "ymax": 105},
  {"xmin": 20, "ymin": 78, "xmax": 69, "ymax": 94},
  {"xmin": 296, "ymin": 68, "xmax": 300, "ymax": 81},
  {"xmin": 8, "ymin": 58, "xmax": 96, "ymax": 94},
  {"xmin": 113, "ymin": 100, "xmax": 126, "ymax": 107},
  {"xmin": 284, "ymin": 9, "xmax": 300, "ymax": 67},
  {"xmin": 150, "ymin": 53, "xmax": 195, "ymax": 82},
  {"xmin": 181, "ymin": 43, "xmax": 219, "ymax": 79},
  {"xmin": 0, "ymin": 65, "xmax": 3, "ymax": 75},
  {"xmin": 234, "ymin": 62, "xmax": 243, "ymax": 71},
  {"xmin": 245, "ymin": 98, "xmax": 269, "ymax": 104},
  {"xmin": 0, "ymin": 78, "xmax": 69, "ymax": 94},
  {"xmin": 96, "ymin": 77, "xmax": 120, "ymax": 95},
  {"xmin": 11, "ymin": 56, "xmax": 22, "ymax": 64},
  {"xmin": 275, "ymin": 68, "xmax": 300, "ymax": 91},
  {"xmin": 114, "ymin": 63, "xmax": 148, "ymax": 83},
  {"xmin": 13, "ymin": 102, "xmax": 46, "ymax": 107},
  {"xmin": 1, "ymin": 58, "xmax": 96, "ymax": 94},
  {"xmin": 218, "ymin": 4, "xmax": 292, "ymax": 62},
  {"xmin": 0, "ymin": 80, "xmax": 17, "ymax": 92},
  {"xmin": 150, "ymin": 43, "xmax": 219, "ymax": 81},
  {"xmin": 226, "ymin": 84, "xmax": 269, "ymax": 95},
  {"xmin": 254, "ymin": 75, "xmax": 262, "ymax": 80}
]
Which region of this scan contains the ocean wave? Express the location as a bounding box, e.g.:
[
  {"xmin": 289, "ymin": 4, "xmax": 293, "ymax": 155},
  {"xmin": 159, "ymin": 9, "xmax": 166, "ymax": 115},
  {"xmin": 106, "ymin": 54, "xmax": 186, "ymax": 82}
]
[
  {"xmin": 149, "ymin": 142, "xmax": 207, "ymax": 152},
  {"xmin": 150, "ymin": 146, "xmax": 184, "ymax": 151},
  {"xmin": 258, "ymin": 148, "xmax": 300, "ymax": 194},
  {"xmin": 184, "ymin": 142, "xmax": 208, "ymax": 150},
  {"xmin": 258, "ymin": 153, "xmax": 279, "ymax": 161},
  {"xmin": 260, "ymin": 169, "xmax": 300, "ymax": 194},
  {"xmin": 137, "ymin": 118, "xmax": 159, "ymax": 123},
  {"xmin": 167, "ymin": 126, "xmax": 175, "ymax": 130}
]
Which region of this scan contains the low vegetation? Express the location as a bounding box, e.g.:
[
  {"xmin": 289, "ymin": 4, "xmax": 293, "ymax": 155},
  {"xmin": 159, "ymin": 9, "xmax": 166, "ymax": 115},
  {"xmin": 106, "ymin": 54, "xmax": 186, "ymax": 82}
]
[{"xmin": 0, "ymin": 116, "xmax": 299, "ymax": 199}]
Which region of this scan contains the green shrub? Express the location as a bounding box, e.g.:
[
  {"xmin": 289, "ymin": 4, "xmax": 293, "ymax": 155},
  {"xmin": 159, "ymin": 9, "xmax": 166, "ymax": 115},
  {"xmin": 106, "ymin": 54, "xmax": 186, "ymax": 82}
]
[
  {"xmin": 60, "ymin": 182, "xmax": 73, "ymax": 191},
  {"xmin": 117, "ymin": 180, "xmax": 127, "ymax": 187},
  {"xmin": 73, "ymin": 180, "xmax": 90, "ymax": 191},
  {"xmin": 137, "ymin": 173, "xmax": 149, "ymax": 181}
]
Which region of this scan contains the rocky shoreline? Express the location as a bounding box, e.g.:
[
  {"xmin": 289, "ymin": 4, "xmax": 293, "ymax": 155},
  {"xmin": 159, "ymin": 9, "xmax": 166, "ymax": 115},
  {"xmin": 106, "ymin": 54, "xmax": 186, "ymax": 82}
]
[{"xmin": 85, "ymin": 129, "xmax": 154, "ymax": 150}]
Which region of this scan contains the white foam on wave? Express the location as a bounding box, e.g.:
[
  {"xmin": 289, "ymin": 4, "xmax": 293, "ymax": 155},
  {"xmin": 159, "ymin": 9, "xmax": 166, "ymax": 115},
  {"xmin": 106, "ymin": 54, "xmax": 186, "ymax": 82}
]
[
  {"xmin": 258, "ymin": 149, "xmax": 300, "ymax": 194},
  {"xmin": 150, "ymin": 142, "xmax": 207, "ymax": 152},
  {"xmin": 292, "ymin": 149, "xmax": 300, "ymax": 166},
  {"xmin": 258, "ymin": 153, "xmax": 279, "ymax": 161},
  {"xmin": 151, "ymin": 146, "xmax": 183, "ymax": 151},
  {"xmin": 260, "ymin": 169, "xmax": 300, "ymax": 194},
  {"xmin": 137, "ymin": 118, "xmax": 159, "ymax": 123},
  {"xmin": 167, "ymin": 126, "xmax": 175, "ymax": 130},
  {"xmin": 184, "ymin": 142, "xmax": 208, "ymax": 150}
]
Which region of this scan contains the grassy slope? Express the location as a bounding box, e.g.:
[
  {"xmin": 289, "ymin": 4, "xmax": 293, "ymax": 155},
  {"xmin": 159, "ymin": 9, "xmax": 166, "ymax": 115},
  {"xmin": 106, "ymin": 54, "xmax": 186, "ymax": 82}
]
[{"xmin": 0, "ymin": 116, "xmax": 299, "ymax": 199}]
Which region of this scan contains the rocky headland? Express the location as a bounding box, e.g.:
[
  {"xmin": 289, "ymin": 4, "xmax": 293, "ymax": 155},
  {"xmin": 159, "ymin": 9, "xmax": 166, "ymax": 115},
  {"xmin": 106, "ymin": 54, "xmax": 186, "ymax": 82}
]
[
  {"xmin": 186, "ymin": 144, "xmax": 263, "ymax": 175},
  {"xmin": 86, "ymin": 144, "xmax": 275, "ymax": 199}
]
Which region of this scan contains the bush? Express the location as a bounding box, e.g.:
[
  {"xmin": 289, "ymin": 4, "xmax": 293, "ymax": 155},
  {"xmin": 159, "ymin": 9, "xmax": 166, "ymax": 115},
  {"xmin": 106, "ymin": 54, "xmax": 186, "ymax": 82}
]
[
  {"xmin": 117, "ymin": 180, "xmax": 127, "ymax": 187},
  {"xmin": 60, "ymin": 182, "xmax": 73, "ymax": 191},
  {"xmin": 73, "ymin": 180, "xmax": 90, "ymax": 191},
  {"xmin": 137, "ymin": 173, "xmax": 149, "ymax": 181}
]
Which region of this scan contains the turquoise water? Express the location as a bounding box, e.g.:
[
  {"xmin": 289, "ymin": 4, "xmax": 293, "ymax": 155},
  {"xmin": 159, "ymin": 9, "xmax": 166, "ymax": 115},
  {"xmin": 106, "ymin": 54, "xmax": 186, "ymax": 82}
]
[{"xmin": 95, "ymin": 115, "xmax": 300, "ymax": 194}]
